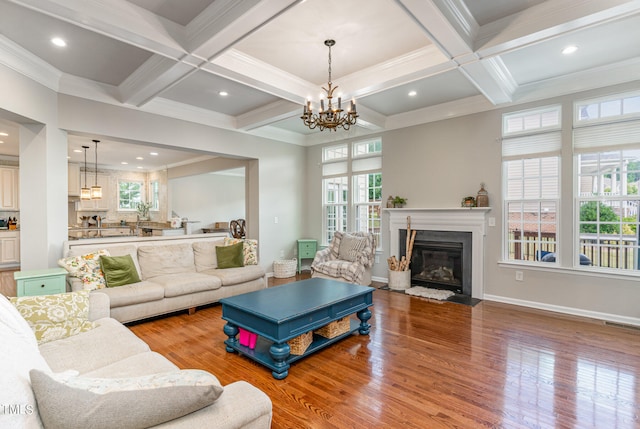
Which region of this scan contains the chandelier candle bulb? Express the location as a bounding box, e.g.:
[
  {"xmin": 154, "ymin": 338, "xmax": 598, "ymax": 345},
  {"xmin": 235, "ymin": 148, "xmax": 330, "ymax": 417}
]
[{"xmin": 320, "ymin": 99, "xmax": 324, "ymax": 112}]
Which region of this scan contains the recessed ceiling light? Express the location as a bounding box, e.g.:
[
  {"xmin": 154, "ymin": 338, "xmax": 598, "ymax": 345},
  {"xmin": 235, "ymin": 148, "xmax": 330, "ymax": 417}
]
[
  {"xmin": 0, "ymin": 141, "xmax": 4, "ymax": 144},
  {"xmin": 0, "ymin": 132, "xmax": 8, "ymax": 136},
  {"xmin": 51, "ymin": 37, "xmax": 66, "ymax": 47},
  {"xmin": 150, "ymin": 152, "xmax": 158, "ymax": 156},
  {"xmin": 136, "ymin": 156, "xmax": 144, "ymax": 160},
  {"xmin": 137, "ymin": 166, "xmax": 143, "ymax": 169},
  {"xmin": 121, "ymin": 161, "xmax": 128, "ymax": 165},
  {"xmin": 562, "ymin": 45, "xmax": 578, "ymax": 55},
  {"xmin": 73, "ymin": 149, "xmax": 82, "ymax": 153},
  {"xmin": 408, "ymin": 91, "xmax": 417, "ymax": 97},
  {"xmin": 219, "ymin": 91, "xmax": 228, "ymax": 96}
]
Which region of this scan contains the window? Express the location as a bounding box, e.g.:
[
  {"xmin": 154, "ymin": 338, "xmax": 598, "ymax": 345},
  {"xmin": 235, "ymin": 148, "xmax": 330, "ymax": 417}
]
[
  {"xmin": 574, "ymin": 91, "xmax": 640, "ymax": 271},
  {"xmin": 322, "ymin": 139, "xmax": 382, "ymax": 247},
  {"xmin": 118, "ymin": 181, "xmax": 143, "ymax": 210},
  {"xmin": 502, "ymin": 106, "xmax": 561, "ymax": 263},
  {"xmin": 150, "ymin": 180, "xmax": 159, "ymax": 211}
]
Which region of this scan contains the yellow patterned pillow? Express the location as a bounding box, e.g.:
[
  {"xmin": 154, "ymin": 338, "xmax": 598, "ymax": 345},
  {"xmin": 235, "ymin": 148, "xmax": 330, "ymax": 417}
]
[
  {"xmin": 10, "ymin": 291, "xmax": 96, "ymax": 344},
  {"xmin": 58, "ymin": 249, "xmax": 110, "ymax": 290},
  {"xmin": 223, "ymin": 237, "xmax": 258, "ymax": 265}
]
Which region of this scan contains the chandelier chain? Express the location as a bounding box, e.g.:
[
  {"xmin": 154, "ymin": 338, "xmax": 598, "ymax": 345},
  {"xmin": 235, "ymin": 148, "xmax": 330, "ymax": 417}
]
[{"xmin": 327, "ymin": 43, "xmax": 332, "ymax": 86}]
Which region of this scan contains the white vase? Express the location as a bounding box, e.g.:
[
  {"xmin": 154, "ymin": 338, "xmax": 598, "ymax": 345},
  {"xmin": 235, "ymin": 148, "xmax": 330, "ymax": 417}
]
[{"xmin": 388, "ymin": 269, "xmax": 411, "ymax": 290}]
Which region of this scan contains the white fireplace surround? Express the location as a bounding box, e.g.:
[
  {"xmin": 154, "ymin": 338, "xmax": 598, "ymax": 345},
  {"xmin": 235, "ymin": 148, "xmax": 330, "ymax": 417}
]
[{"xmin": 386, "ymin": 208, "xmax": 490, "ymax": 299}]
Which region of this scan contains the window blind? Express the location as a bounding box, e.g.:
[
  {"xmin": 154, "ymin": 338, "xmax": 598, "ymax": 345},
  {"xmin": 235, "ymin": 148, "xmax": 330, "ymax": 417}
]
[
  {"xmin": 573, "ymin": 119, "xmax": 640, "ymax": 153},
  {"xmin": 502, "ymin": 131, "xmax": 562, "ymax": 159}
]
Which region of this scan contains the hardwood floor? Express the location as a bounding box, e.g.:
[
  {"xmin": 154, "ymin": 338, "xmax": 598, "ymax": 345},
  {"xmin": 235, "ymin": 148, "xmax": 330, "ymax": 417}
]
[{"xmin": 129, "ymin": 274, "xmax": 640, "ymax": 428}]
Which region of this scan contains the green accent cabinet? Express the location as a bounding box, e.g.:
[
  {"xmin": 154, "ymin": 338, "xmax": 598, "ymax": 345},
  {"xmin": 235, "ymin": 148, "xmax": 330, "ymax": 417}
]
[
  {"xmin": 297, "ymin": 239, "xmax": 317, "ymax": 273},
  {"xmin": 14, "ymin": 267, "xmax": 68, "ymax": 297}
]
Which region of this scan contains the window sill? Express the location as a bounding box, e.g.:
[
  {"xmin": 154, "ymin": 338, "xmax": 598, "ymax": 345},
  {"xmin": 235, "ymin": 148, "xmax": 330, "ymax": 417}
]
[{"xmin": 498, "ymin": 260, "xmax": 640, "ymax": 280}]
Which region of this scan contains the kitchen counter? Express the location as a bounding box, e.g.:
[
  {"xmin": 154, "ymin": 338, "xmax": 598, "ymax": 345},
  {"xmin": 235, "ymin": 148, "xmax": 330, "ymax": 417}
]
[{"xmin": 68, "ymin": 226, "xmax": 133, "ymax": 240}]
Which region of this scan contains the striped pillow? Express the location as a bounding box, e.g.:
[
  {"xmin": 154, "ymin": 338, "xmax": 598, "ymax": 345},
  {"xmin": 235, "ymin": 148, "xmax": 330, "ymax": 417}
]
[{"xmin": 338, "ymin": 234, "xmax": 367, "ymax": 262}]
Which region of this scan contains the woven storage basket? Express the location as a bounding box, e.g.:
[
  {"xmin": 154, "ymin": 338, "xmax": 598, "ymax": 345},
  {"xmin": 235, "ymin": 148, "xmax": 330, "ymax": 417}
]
[
  {"xmin": 288, "ymin": 331, "xmax": 313, "ymax": 355},
  {"xmin": 273, "ymin": 259, "xmax": 297, "ymax": 278},
  {"xmin": 315, "ymin": 316, "xmax": 350, "ymax": 339}
]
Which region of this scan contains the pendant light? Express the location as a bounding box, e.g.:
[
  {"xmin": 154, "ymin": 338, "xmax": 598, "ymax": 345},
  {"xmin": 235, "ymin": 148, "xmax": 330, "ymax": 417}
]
[
  {"xmin": 80, "ymin": 146, "xmax": 91, "ymax": 200},
  {"xmin": 91, "ymin": 139, "xmax": 102, "ymax": 199}
]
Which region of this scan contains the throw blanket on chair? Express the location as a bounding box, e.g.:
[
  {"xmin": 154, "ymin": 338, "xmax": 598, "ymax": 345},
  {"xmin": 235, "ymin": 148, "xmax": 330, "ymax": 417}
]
[{"xmin": 311, "ymin": 231, "xmax": 375, "ymax": 285}]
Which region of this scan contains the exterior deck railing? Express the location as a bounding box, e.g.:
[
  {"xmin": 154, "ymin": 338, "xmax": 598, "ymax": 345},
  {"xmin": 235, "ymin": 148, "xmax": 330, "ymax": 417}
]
[{"xmin": 509, "ymin": 230, "xmax": 639, "ymax": 269}]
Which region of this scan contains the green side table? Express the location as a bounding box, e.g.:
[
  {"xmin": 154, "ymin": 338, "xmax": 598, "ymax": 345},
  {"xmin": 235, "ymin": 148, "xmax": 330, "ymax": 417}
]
[
  {"xmin": 297, "ymin": 239, "xmax": 317, "ymax": 273},
  {"xmin": 14, "ymin": 267, "xmax": 68, "ymax": 297}
]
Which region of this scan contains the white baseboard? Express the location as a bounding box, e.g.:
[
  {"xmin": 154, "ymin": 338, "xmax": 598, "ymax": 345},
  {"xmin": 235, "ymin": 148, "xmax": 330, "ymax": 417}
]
[{"xmin": 483, "ymin": 294, "xmax": 640, "ymax": 328}]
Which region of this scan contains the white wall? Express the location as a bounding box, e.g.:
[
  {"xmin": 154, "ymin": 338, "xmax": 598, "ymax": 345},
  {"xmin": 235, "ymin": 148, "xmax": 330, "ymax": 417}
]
[
  {"xmin": 57, "ymin": 94, "xmax": 306, "ymax": 272},
  {"xmin": 0, "ymin": 64, "xmax": 306, "ymax": 273},
  {"xmin": 306, "ymin": 81, "xmax": 640, "ymax": 324},
  {"xmin": 169, "ymin": 172, "xmax": 245, "ymax": 230},
  {"xmin": 0, "ymin": 63, "xmax": 68, "ymax": 269}
]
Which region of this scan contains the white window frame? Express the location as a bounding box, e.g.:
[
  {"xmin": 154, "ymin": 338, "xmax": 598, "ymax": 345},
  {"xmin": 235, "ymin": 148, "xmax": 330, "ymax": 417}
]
[
  {"xmin": 502, "ymin": 106, "xmax": 561, "ymax": 264},
  {"xmin": 118, "ymin": 180, "xmax": 144, "ymax": 211},
  {"xmin": 574, "ymin": 90, "xmax": 640, "ymax": 272},
  {"xmin": 321, "ymin": 139, "xmax": 382, "ymax": 248}
]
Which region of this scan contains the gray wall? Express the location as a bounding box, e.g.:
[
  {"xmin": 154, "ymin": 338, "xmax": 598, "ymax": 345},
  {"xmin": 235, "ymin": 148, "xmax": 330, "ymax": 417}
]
[
  {"xmin": 306, "ymin": 81, "xmax": 640, "ymax": 324},
  {"xmin": 169, "ymin": 172, "xmax": 245, "ymax": 231}
]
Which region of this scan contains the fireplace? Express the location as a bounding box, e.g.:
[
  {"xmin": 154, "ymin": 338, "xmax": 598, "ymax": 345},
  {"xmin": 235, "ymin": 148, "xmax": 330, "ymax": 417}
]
[
  {"xmin": 386, "ymin": 208, "xmax": 488, "ymax": 299},
  {"xmin": 400, "ymin": 229, "xmax": 472, "ymax": 295}
]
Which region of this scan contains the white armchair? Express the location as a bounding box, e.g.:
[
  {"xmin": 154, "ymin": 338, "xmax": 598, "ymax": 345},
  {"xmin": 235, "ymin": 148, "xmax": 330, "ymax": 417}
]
[{"xmin": 310, "ymin": 232, "xmax": 376, "ymax": 286}]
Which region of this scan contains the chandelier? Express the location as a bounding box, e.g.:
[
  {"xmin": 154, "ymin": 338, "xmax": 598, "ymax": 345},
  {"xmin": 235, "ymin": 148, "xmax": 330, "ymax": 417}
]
[{"xmin": 301, "ymin": 39, "xmax": 357, "ymax": 132}]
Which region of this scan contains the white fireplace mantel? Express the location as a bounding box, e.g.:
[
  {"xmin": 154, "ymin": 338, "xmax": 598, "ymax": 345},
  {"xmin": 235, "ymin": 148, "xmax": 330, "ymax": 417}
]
[{"xmin": 385, "ymin": 208, "xmax": 491, "ymax": 299}]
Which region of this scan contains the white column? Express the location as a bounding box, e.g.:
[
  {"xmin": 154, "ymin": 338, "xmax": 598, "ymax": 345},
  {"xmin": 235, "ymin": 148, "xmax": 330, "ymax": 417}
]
[{"xmin": 19, "ymin": 124, "xmax": 68, "ymax": 269}]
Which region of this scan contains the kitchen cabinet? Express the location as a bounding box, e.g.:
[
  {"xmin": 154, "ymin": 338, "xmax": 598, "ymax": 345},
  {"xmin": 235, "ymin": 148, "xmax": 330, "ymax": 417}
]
[
  {"xmin": 0, "ymin": 167, "xmax": 19, "ymax": 211},
  {"xmin": 0, "ymin": 231, "xmax": 20, "ymax": 264},
  {"xmin": 76, "ymin": 173, "xmax": 110, "ymax": 211},
  {"xmin": 68, "ymin": 163, "xmax": 80, "ymax": 196}
]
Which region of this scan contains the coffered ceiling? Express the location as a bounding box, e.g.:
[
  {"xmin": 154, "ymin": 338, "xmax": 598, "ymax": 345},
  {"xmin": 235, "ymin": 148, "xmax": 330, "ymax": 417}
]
[{"xmin": 1, "ymin": 0, "xmax": 640, "ymax": 169}]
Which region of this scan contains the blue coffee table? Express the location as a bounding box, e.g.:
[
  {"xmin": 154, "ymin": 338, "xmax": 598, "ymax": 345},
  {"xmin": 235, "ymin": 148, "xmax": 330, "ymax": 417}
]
[{"xmin": 220, "ymin": 278, "xmax": 374, "ymax": 379}]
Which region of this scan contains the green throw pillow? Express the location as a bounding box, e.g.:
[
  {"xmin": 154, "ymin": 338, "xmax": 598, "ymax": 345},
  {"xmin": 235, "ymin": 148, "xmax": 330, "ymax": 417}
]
[
  {"xmin": 99, "ymin": 255, "xmax": 141, "ymax": 287},
  {"xmin": 216, "ymin": 242, "xmax": 245, "ymax": 269}
]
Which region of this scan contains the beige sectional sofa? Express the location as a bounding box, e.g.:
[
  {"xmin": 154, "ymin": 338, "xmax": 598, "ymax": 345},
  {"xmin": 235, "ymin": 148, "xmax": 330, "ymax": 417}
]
[
  {"xmin": 1, "ymin": 291, "xmax": 272, "ymax": 428},
  {"xmin": 62, "ymin": 234, "xmax": 266, "ymax": 323}
]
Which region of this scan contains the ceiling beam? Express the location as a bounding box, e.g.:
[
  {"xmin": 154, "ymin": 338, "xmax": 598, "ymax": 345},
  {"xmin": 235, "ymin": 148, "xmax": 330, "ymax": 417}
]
[
  {"xmin": 396, "ymin": 0, "xmax": 518, "ymax": 105},
  {"xmin": 8, "ymin": 0, "xmax": 186, "ymax": 58},
  {"xmin": 117, "ymin": 0, "xmax": 301, "ymax": 108},
  {"xmin": 476, "ymin": 0, "xmax": 640, "ymax": 57}
]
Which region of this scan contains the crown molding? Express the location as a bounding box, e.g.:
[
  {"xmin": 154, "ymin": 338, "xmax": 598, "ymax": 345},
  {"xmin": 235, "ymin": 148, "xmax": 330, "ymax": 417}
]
[
  {"xmin": 0, "ymin": 36, "xmax": 61, "ymax": 92},
  {"xmin": 206, "ymin": 48, "xmax": 315, "ymax": 103},
  {"xmin": 459, "ymin": 56, "xmax": 517, "ymax": 105},
  {"xmin": 476, "ymin": 0, "xmax": 640, "ymax": 56}
]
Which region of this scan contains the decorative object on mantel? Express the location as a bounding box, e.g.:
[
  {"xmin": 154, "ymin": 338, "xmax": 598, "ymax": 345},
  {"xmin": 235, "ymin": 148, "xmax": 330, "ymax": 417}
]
[
  {"xmin": 387, "ymin": 216, "xmax": 416, "ymax": 290},
  {"xmin": 392, "ymin": 196, "xmax": 407, "ymax": 208},
  {"xmin": 386, "ymin": 195, "xmax": 394, "ymax": 208},
  {"xmin": 461, "ymin": 196, "xmax": 476, "ymax": 208},
  {"xmin": 80, "ymin": 146, "xmax": 91, "ymax": 201},
  {"xmin": 476, "ymin": 183, "xmax": 489, "ymax": 207},
  {"xmin": 90, "ymin": 139, "xmax": 102, "ymax": 199},
  {"xmin": 300, "ymin": 39, "xmax": 358, "ymax": 132},
  {"xmin": 405, "ymin": 286, "xmax": 454, "ymax": 301}
]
